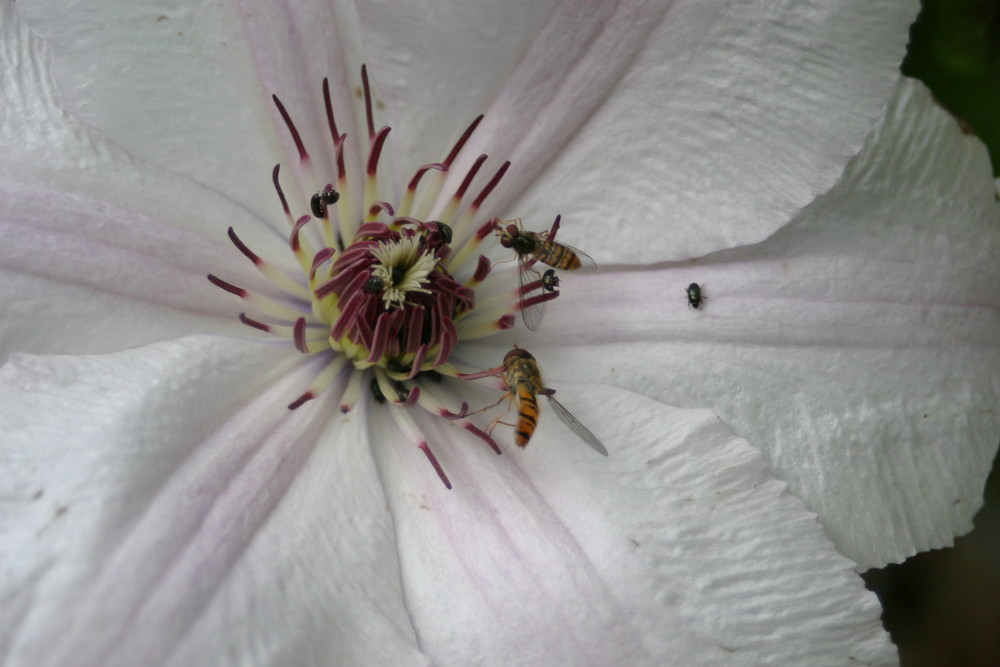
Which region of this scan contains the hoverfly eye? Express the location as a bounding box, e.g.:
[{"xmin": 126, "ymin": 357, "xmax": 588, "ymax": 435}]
[
  {"xmin": 434, "ymin": 222, "xmax": 453, "ymax": 244},
  {"xmin": 364, "ymin": 276, "xmax": 385, "ymax": 293}
]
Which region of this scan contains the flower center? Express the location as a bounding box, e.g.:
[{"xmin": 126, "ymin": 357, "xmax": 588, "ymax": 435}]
[
  {"xmin": 313, "ymin": 219, "xmax": 472, "ymax": 373},
  {"xmin": 207, "ymin": 66, "xmax": 563, "ymax": 488}
]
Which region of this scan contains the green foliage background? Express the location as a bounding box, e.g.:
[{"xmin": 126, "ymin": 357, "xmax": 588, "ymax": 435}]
[
  {"xmin": 862, "ymin": 3, "xmax": 1000, "ymax": 665},
  {"xmin": 903, "ymin": 0, "xmax": 1000, "ymax": 174}
]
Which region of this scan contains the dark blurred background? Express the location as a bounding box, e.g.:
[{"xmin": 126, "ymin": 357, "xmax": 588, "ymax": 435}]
[{"xmin": 861, "ymin": 1, "xmax": 1000, "ymax": 664}]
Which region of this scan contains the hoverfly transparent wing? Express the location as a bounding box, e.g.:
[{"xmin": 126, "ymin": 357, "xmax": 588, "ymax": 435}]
[
  {"xmin": 544, "ymin": 392, "xmax": 609, "ymax": 456},
  {"xmin": 569, "ymin": 245, "xmax": 597, "ymax": 274},
  {"xmin": 516, "ymin": 260, "xmax": 555, "ymax": 332}
]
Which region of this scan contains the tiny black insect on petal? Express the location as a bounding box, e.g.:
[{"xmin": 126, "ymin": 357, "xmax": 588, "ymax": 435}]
[
  {"xmin": 310, "ymin": 189, "xmax": 341, "ymax": 218},
  {"xmin": 686, "ymin": 282, "xmax": 705, "ymax": 309}
]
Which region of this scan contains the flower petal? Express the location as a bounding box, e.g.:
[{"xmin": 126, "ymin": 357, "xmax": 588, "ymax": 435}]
[
  {"xmin": 12, "ymin": 0, "xmax": 294, "ymax": 219},
  {"xmin": 535, "ymin": 78, "xmax": 1000, "ymax": 568},
  {"xmin": 3, "ymin": 1, "xmax": 273, "ymax": 236},
  {"xmin": 17, "ymin": 1, "xmax": 917, "ymax": 261},
  {"xmin": 1, "ymin": 3, "xmax": 304, "ymax": 358},
  {"xmin": 0, "ymin": 336, "xmax": 429, "ymax": 666},
  {"xmin": 370, "ymin": 385, "xmax": 895, "ymax": 665},
  {"xmin": 360, "ymin": 0, "xmax": 918, "ymax": 261},
  {"xmin": 0, "ymin": 177, "xmax": 269, "ymax": 360}
]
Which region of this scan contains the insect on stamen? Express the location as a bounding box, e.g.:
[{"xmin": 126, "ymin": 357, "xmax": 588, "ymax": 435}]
[
  {"xmin": 492, "ymin": 216, "xmax": 597, "ymax": 331},
  {"xmin": 311, "ymin": 187, "xmax": 341, "ymax": 218},
  {"xmin": 457, "ymin": 346, "xmax": 608, "ymax": 456},
  {"xmin": 208, "ymin": 66, "xmax": 605, "ymax": 488}
]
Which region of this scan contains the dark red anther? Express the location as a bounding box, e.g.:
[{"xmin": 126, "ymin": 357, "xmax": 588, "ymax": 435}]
[
  {"xmin": 454, "ymin": 154, "xmax": 487, "ymax": 201},
  {"xmin": 406, "ymin": 345, "xmax": 428, "ymax": 379},
  {"xmin": 272, "ymin": 94, "xmax": 309, "ymax": 162},
  {"xmin": 290, "ymin": 215, "xmax": 312, "ymax": 252},
  {"xmin": 405, "ymin": 307, "xmax": 425, "ymax": 354},
  {"xmin": 402, "ymin": 385, "xmax": 420, "ymax": 408},
  {"xmin": 369, "ymin": 201, "xmax": 395, "ymax": 217},
  {"xmin": 367, "ymin": 126, "xmax": 391, "ymax": 176},
  {"xmin": 419, "ymin": 442, "xmax": 453, "ymax": 490},
  {"xmin": 361, "ymin": 64, "xmax": 376, "ymax": 139},
  {"xmin": 293, "ymin": 317, "xmax": 309, "ymax": 354},
  {"xmin": 475, "ymin": 219, "xmax": 496, "ymax": 241},
  {"xmin": 547, "ymin": 214, "xmax": 562, "ymax": 240},
  {"xmin": 354, "ymin": 222, "xmax": 396, "ymax": 239},
  {"xmin": 473, "ymin": 255, "xmax": 492, "ymax": 282},
  {"xmin": 322, "ymin": 77, "xmax": 340, "ymax": 143},
  {"xmin": 207, "ymin": 274, "xmax": 246, "ymax": 297},
  {"xmin": 443, "ymin": 115, "xmax": 483, "ymax": 168},
  {"xmin": 406, "ymin": 163, "xmax": 447, "ymax": 192},
  {"xmin": 227, "ymin": 227, "xmax": 260, "ymax": 266},
  {"xmin": 332, "ymin": 133, "xmax": 347, "ymax": 181},
  {"xmin": 519, "ymin": 290, "xmax": 560, "ymax": 309},
  {"xmin": 439, "ymin": 402, "xmax": 469, "ymax": 419},
  {"xmin": 330, "ymin": 288, "xmax": 366, "ymax": 339},
  {"xmin": 519, "ymin": 275, "xmax": 547, "ymax": 294},
  {"xmin": 434, "ymin": 277, "xmax": 475, "ymax": 306},
  {"xmin": 366, "ymin": 310, "xmax": 397, "ymax": 363},
  {"xmin": 309, "ymin": 247, "xmax": 336, "ymax": 279},
  {"xmin": 471, "ymin": 161, "xmax": 511, "ymax": 209},
  {"xmin": 464, "ymin": 422, "xmax": 503, "ymax": 455},
  {"xmin": 353, "ymin": 314, "xmax": 374, "ymax": 350},
  {"xmin": 433, "ymin": 318, "xmax": 458, "ymax": 366},
  {"xmin": 322, "ymin": 77, "xmax": 347, "ymax": 177},
  {"xmin": 272, "ymin": 164, "xmax": 291, "ymax": 216},
  {"xmin": 288, "ymin": 392, "xmax": 315, "ymax": 410},
  {"xmin": 239, "ymin": 313, "xmax": 270, "ymax": 332}
]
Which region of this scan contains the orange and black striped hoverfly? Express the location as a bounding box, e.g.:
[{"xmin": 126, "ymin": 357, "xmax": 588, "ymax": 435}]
[
  {"xmin": 493, "ymin": 216, "xmax": 596, "ymax": 331},
  {"xmin": 459, "ymin": 346, "xmax": 608, "ymax": 456}
]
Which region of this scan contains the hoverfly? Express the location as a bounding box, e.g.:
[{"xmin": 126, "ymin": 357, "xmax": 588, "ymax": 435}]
[
  {"xmin": 460, "ymin": 346, "xmax": 608, "ymax": 456},
  {"xmin": 493, "ymin": 216, "xmax": 596, "ymax": 331}
]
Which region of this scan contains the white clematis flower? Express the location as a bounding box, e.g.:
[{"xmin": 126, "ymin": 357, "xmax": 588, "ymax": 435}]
[{"xmin": 2, "ymin": 0, "xmax": 998, "ymax": 665}]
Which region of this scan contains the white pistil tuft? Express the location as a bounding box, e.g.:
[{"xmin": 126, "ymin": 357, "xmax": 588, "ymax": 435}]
[{"xmin": 370, "ymin": 236, "xmax": 437, "ymax": 307}]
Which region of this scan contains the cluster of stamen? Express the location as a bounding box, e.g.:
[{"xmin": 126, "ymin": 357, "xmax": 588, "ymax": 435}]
[{"xmin": 208, "ymin": 66, "xmax": 529, "ymax": 487}]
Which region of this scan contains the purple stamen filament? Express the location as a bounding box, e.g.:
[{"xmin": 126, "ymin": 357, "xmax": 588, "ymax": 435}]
[{"xmin": 206, "ymin": 67, "xmax": 561, "ymax": 489}]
